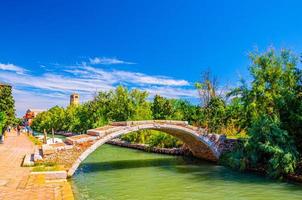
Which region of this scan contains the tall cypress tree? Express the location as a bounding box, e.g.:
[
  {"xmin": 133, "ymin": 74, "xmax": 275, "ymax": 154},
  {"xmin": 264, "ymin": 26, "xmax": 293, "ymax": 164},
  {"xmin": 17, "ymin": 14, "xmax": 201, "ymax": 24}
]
[{"xmin": 0, "ymin": 83, "xmax": 16, "ymax": 128}]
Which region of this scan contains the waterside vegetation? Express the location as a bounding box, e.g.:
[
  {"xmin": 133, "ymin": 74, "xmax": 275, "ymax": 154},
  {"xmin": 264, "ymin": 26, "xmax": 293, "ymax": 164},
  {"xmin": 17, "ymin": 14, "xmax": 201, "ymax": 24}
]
[{"xmin": 31, "ymin": 48, "xmax": 302, "ymax": 180}]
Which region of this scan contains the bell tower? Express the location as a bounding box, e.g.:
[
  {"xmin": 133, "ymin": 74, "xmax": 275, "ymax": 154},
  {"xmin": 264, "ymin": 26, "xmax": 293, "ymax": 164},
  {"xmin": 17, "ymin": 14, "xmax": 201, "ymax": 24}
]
[{"xmin": 70, "ymin": 93, "xmax": 79, "ymax": 106}]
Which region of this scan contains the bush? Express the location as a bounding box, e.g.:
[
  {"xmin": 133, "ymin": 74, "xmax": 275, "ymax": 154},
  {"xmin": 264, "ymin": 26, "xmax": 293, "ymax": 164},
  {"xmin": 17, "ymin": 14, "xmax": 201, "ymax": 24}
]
[
  {"xmin": 245, "ymin": 115, "xmax": 298, "ymax": 178},
  {"xmin": 224, "ymin": 115, "xmax": 298, "ymax": 178}
]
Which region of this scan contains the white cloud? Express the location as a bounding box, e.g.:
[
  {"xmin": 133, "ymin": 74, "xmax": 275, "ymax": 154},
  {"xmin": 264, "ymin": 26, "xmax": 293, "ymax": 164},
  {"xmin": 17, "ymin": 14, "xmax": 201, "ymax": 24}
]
[
  {"xmin": 111, "ymin": 70, "xmax": 189, "ymax": 86},
  {"xmin": 66, "ymin": 65, "xmax": 189, "ymax": 87},
  {"xmin": 0, "ymin": 72, "xmax": 114, "ymax": 93},
  {"xmin": 0, "ymin": 63, "xmax": 26, "ymax": 74},
  {"xmin": 89, "ymin": 57, "xmax": 135, "ymax": 65},
  {"xmin": 2, "ymin": 61, "xmax": 197, "ymax": 116},
  {"xmin": 144, "ymin": 86, "xmax": 198, "ymax": 99}
]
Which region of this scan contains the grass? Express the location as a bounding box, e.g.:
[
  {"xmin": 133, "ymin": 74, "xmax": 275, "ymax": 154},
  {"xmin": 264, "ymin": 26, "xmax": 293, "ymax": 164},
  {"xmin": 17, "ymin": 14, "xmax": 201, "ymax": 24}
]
[
  {"xmin": 27, "ymin": 134, "xmax": 43, "ymax": 145},
  {"xmin": 32, "ymin": 162, "xmax": 65, "ymax": 172}
]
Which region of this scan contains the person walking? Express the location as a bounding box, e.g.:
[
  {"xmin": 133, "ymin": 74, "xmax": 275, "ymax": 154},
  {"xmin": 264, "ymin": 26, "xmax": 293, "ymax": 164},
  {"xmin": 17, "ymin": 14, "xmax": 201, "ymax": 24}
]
[{"xmin": 17, "ymin": 125, "xmax": 21, "ymax": 136}]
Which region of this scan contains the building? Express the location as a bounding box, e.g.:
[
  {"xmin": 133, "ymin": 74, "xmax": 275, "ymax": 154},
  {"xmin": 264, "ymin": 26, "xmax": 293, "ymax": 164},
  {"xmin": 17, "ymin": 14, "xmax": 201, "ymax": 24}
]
[
  {"xmin": 24, "ymin": 109, "xmax": 46, "ymax": 126},
  {"xmin": 70, "ymin": 93, "xmax": 79, "ymax": 106}
]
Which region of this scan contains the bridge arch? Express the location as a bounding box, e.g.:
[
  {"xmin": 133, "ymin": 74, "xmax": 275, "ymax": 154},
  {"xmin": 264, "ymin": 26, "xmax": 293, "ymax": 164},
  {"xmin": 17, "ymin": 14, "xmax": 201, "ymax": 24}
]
[{"xmin": 67, "ymin": 121, "xmax": 224, "ymax": 177}]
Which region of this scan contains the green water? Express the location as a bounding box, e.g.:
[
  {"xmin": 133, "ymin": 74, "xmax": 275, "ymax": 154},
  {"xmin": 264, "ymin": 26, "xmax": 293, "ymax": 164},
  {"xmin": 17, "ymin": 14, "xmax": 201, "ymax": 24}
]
[{"xmin": 70, "ymin": 144, "xmax": 302, "ymax": 200}]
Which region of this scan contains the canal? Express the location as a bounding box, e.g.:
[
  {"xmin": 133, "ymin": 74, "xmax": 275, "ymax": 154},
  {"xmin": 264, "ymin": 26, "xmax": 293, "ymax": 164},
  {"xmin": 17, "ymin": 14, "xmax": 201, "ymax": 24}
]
[{"xmin": 70, "ymin": 144, "xmax": 302, "ymax": 200}]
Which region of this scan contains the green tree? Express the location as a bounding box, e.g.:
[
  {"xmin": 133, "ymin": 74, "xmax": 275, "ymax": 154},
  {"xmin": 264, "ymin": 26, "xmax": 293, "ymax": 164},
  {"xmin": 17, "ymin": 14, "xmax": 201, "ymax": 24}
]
[
  {"xmin": 107, "ymin": 86, "xmax": 134, "ymax": 121},
  {"xmin": 245, "ymin": 115, "xmax": 298, "ymax": 178},
  {"xmin": 229, "ymin": 49, "xmax": 301, "ymax": 129},
  {"xmin": 48, "ymin": 106, "xmax": 65, "ymax": 132},
  {"xmin": 0, "ymin": 84, "xmax": 16, "ymax": 128},
  {"xmin": 203, "ymin": 97, "xmax": 226, "ymax": 133},
  {"xmin": 0, "ymin": 112, "xmax": 7, "ymax": 135},
  {"xmin": 151, "ymin": 95, "xmax": 173, "ymax": 119},
  {"xmin": 129, "ymin": 89, "xmax": 152, "ymax": 120},
  {"xmin": 224, "ymin": 48, "xmax": 302, "ymax": 178}
]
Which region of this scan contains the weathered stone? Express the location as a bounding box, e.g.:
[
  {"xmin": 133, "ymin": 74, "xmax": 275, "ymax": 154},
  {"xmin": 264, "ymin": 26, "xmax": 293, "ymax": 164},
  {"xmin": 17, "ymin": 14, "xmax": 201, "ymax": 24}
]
[
  {"xmin": 42, "ymin": 144, "xmax": 55, "ymax": 155},
  {"xmin": 22, "ymin": 153, "xmax": 34, "ymax": 166},
  {"xmin": 65, "ymin": 134, "xmax": 97, "ymax": 145},
  {"xmin": 33, "ymin": 146, "xmax": 43, "ymax": 161}
]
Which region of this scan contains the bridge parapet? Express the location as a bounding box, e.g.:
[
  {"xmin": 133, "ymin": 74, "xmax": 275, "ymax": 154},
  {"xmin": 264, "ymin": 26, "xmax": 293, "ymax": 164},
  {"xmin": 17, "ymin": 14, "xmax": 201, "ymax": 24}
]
[{"xmin": 110, "ymin": 120, "xmax": 189, "ymax": 127}]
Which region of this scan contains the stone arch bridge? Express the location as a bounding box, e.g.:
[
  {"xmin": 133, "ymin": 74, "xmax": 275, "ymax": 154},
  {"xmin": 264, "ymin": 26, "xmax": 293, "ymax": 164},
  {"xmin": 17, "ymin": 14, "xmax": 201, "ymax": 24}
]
[{"xmin": 38, "ymin": 120, "xmax": 236, "ymax": 177}]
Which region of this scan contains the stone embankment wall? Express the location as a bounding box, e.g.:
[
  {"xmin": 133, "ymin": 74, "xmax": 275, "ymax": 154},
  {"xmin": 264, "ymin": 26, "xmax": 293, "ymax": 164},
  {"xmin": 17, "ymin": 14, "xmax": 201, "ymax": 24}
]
[
  {"xmin": 107, "ymin": 138, "xmax": 239, "ymax": 157},
  {"xmin": 107, "ymin": 138, "xmax": 192, "ymax": 156}
]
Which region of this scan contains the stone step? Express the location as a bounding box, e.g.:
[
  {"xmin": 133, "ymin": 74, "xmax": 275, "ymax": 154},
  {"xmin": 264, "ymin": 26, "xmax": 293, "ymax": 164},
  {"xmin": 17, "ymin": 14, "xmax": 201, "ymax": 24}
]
[
  {"xmin": 65, "ymin": 134, "xmax": 97, "ymax": 145},
  {"xmin": 22, "ymin": 153, "xmax": 34, "ymax": 167},
  {"xmin": 33, "ymin": 146, "xmax": 43, "ymax": 161},
  {"xmin": 30, "ymin": 171, "xmax": 67, "ymax": 180},
  {"xmin": 87, "ymin": 126, "xmax": 124, "ymax": 137},
  {"xmin": 42, "ymin": 144, "xmax": 56, "ymax": 155}
]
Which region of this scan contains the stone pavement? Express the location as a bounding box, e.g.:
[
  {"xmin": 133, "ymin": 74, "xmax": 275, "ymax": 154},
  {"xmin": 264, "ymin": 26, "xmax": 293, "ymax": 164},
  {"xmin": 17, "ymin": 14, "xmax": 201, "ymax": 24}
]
[{"xmin": 0, "ymin": 131, "xmax": 74, "ymax": 200}]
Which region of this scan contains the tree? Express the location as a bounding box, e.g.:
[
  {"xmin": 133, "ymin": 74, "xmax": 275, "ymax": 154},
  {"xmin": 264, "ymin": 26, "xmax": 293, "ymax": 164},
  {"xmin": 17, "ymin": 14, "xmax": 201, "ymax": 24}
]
[
  {"xmin": 48, "ymin": 106, "xmax": 65, "ymax": 132},
  {"xmin": 0, "ymin": 84, "xmax": 16, "ymax": 128},
  {"xmin": 224, "ymin": 48, "xmax": 302, "ymax": 178},
  {"xmin": 170, "ymin": 99, "xmax": 200, "ymax": 124},
  {"xmin": 247, "ymin": 116, "xmax": 297, "ymax": 177},
  {"xmin": 129, "ymin": 89, "xmax": 152, "ymax": 120},
  {"xmin": 107, "ymin": 86, "xmax": 134, "ymax": 121},
  {"xmin": 230, "ymin": 49, "xmax": 302, "ymax": 147},
  {"xmin": 195, "ymin": 69, "xmax": 219, "ymax": 107},
  {"xmin": 151, "ymin": 95, "xmax": 173, "ymax": 119},
  {"xmin": 203, "ymin": 97, "xmax": 226, "ymax": 133},
  {"xmin": 0, "ymin": 112, "xmax": 7, "ymax": 135}
]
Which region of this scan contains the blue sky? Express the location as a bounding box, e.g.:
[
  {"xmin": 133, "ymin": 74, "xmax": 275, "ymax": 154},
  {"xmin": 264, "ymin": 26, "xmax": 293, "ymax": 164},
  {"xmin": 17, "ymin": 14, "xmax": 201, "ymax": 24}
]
[{"xmin": 0, "ymin": 0, "xmax": 302, "ymax": 116}]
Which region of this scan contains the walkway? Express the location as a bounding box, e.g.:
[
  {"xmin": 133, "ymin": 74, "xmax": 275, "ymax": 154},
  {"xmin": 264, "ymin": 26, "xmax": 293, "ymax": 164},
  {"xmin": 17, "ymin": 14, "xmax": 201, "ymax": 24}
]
[{"xmin": 0, "ymin": 131, "xmax": 74, "ymax": 200}]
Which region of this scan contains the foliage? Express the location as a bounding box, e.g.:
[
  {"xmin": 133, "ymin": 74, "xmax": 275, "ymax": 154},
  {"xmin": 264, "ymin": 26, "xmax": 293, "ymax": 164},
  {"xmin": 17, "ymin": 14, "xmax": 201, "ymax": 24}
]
[
  {"xmin": 151, "ymin": 95, "xmax": 174, "ymax": 120},
  {"xmin": 222, "ymin": 116, "xmax": 298, "ymax": 178},
  {"xmin": 0, "ymin": 112, "xmax": 7, "ymax": 135},
  {"xmin": 195, "ymin": 69, "xmax": 218, "ymax": 106},
  {"xmin": 170, "ymin": 99, "xmax": 201, "ymax": 124},
  {"xmin": 245, "ymin": 116, "xmax": 298, "ymax": 177},
  {"xmin": 122, "ymin": 130, "xmax": 183, "ymax": 148},
  {"xmin": 31, "ymin": 86, "xmax": 187, "ymax": 148},
  {"xmin": 202, "ymin": 97, "xmax": 226, "ymax": 133},
  {"xmin": 28, "ymin": 134, "xmax": 43, "ymax": 145},
  {"xmin": 194, "ymin": 70, "xmax": 242, "ymax": 136},
  {"xmin": 148, "ymin": 131, "xmax": 183, "ymax": 148},
  {"xmin": 0, "ymin": 85, "xmax": 16, "ymax": 128},
  {"xmin": 29, "ymin": 48, "xmax": 302, "ymax": 179},
  {"xmin": 224, "ymin": 48, "xmax": 302, "ymax": 178}
]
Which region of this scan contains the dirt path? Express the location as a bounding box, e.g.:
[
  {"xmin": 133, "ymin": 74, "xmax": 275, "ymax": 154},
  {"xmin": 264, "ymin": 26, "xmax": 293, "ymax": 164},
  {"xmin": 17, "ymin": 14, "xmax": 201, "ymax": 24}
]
[{"xmin": 0, "ymin": 131, "xmax": 74, "ymax": 200}]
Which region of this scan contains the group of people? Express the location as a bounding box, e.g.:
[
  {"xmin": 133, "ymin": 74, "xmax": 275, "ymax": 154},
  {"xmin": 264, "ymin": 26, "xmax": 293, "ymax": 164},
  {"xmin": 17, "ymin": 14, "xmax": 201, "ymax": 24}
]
[{"xmin": 6, "ymin": 125, "xmax": 22, "ymax": 136}]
